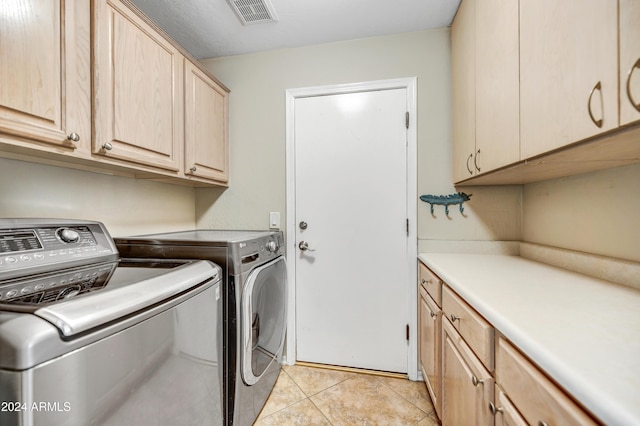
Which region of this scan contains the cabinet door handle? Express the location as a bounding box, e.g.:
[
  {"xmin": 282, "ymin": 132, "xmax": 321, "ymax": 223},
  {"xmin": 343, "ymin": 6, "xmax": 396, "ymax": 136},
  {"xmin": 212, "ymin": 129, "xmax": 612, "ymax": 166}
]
[
  {"xmin": 67, "ymin": 132, "xmax": 80, "ymax": 142},
  {"xmin": 466, "ymin": 153, "xmax": 473, "ymax": 175},
  {"xmin": 627, "ymin": 57, "xmax": 640, "ymax": 112},
  {"xmin": 472, "ymin": 375, "xmax": 484, "ymax": 387},
  {"xmin": 587, "ymin": 81, "xmax": 604, "ymax": 128},
  {"xmin": 474, "ymin": 149, "xmax": 481, "ymax": 172},
  {"xmin": 489, "ymin": 402, "xmax": 503, "ymax": 416}
]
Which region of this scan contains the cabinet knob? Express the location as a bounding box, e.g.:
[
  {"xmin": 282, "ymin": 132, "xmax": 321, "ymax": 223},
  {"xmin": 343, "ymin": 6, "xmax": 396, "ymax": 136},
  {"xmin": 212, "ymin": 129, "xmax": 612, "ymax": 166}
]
[
  {"xmin": 471, "ymin": 375, "xmax": 484, "ymax": 387},
  {"xmin": 429, "ymin": 310, "xmax": 437, "ymax": 319},
  {"xmin": 190, "ymin": 166, "xmax": 197, "ymax": 173},
  {"xmin": 489, "ymin": 402, "xmax": 503, "ymax": 416},
  {"xmin": 102, "ymin": 142, "xmax": 113, "ymax": 151},
  {"xmin": 538, "ymin": 422, "xmax": 549, "ymax": 426},
  {"xmin": 67, "ymin": 132, "xmax": 80, "ymax": 142},
  {"xmin": 450, "ymin": 313, "xmax": 461, "ymax": 323}
]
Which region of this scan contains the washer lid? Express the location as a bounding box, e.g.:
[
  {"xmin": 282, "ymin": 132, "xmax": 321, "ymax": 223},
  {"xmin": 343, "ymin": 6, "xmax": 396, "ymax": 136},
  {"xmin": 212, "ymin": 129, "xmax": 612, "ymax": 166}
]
[{"xmin": 33, "ymin": 260, "xmax": 219, "ymax": 337}]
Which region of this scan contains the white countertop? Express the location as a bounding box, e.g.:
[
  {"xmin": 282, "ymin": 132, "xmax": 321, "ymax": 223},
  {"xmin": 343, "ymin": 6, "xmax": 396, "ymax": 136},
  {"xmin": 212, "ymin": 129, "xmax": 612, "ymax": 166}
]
[{"xmin": 419, "ymin": 253, "xmax": 640, "ymax": 426}]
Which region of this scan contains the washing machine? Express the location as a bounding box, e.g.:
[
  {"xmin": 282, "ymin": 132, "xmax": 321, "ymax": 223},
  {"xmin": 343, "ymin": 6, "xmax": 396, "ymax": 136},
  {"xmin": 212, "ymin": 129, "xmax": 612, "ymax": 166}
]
[{"xmin": 115, "ymin": 230, "xmax": 287, "ymax": 426}]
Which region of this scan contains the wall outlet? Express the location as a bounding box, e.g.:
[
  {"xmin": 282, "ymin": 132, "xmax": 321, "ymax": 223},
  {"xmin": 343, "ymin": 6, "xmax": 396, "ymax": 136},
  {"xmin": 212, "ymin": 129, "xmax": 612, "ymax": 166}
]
[{"xmin": 269, "ymin": 212, "xmax": 280, "ymax": 229}]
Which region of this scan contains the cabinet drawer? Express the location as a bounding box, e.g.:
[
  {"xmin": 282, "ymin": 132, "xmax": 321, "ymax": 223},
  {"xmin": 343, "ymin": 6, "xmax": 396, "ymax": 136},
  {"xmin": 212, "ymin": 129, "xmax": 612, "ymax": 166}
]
[
  {"xmin": 442, "ymin": 285, "xmax": 493, "ymax": 370},
  {"xmin": 496, "ymin": 337, "xmax": 598, "ymax": 426},
  {"xmin": 419, "ymin": 262, "xmax": 442, "ymax": 307}
]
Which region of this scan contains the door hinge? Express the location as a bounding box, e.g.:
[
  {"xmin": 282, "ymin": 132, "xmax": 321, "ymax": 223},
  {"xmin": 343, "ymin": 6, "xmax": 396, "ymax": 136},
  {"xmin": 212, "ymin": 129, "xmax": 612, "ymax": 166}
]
[
  {"xmin": 406, "ymin": 218, "xmax": 409, "ymax": 236},
  {"xmin": 405, "ymin": 112, "xmax": 409, "ymax": 129},
  {"xmin": 406, "ymin": 324, "xmax": 410, "ymax": 341}
]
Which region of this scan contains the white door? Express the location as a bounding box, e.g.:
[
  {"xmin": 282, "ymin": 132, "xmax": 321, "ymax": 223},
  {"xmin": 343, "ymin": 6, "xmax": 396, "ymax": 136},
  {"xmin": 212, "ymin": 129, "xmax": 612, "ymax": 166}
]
[{"xmin": 292, "ymin": 87, "xmax": 411, "ymax": 373}]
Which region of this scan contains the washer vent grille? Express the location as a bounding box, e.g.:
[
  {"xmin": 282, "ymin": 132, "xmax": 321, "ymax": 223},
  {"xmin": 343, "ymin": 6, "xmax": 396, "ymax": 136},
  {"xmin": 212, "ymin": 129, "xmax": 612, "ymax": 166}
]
[{"xmin": 227, "ymin": 0, "xmax": 278, "ymax": 25}]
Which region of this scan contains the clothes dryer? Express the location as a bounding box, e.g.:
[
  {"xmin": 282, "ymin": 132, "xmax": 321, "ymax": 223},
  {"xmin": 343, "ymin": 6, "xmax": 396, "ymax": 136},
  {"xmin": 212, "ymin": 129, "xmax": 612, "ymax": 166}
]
[{"xmin": 115, "ymin": 230, "xmax": 287, "ymax": 426}]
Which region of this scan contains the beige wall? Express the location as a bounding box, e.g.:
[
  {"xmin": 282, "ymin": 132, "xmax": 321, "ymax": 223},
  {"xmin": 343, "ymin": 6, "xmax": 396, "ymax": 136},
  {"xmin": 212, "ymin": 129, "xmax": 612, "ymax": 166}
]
[
  {"xmin": 523, "ymin": 163, "xmax": 640, "ymax": 263},
  {"xmin": 198, "ymin": 29, "xmax": 523, "ymax": 242},
  {"xmin": 0, "ymin": 157, "xmax": 196, "ymax": 237}
]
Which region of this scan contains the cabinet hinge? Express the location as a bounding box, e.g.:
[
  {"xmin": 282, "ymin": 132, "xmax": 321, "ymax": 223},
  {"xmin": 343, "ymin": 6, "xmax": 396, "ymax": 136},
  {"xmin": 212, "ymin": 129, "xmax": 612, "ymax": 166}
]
[
  {"xmin": 406, "ymin": 324, "xmax": 410, "ymax": 341},
  {"xmin": 405, "ymin": 112, "xmax": 409, "ymax": 129}
]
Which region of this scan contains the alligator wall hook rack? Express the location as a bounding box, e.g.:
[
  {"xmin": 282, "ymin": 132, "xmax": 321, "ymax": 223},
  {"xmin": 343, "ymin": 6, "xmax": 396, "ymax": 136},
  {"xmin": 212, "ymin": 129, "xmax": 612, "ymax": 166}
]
[{"xmin": 419, "ymin": 192, "xmax": 472, "ymax": 216}]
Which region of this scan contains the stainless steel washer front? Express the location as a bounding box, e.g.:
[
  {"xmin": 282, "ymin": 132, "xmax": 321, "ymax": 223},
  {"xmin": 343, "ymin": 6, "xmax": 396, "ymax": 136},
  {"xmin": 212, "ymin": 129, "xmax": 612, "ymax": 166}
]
[{"xmin": 0, "ymin": 219, "xmax": 224, "ymax": 426}]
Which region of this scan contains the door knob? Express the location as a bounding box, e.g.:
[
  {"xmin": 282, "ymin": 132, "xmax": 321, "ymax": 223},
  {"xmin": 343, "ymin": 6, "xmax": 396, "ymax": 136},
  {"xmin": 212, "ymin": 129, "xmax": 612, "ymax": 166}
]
[{"xmin": 298, "ymin": 241, "xmax": 315, "ymax": 252}]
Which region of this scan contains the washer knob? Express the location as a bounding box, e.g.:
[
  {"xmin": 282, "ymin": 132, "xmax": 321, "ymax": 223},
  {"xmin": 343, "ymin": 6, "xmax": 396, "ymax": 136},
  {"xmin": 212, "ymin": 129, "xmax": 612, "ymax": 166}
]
[
  {"xmin": 58, "ymin": 228, "xmax": 80, "ymax": 243},
  {"xmin": 265, "ymin": 240, "xmax": 278, "ymax": 253}
]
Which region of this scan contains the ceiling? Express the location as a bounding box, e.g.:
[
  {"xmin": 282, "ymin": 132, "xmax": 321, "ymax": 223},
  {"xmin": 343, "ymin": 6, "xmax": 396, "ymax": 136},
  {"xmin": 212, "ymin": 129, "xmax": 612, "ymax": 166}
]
[{"xmin": 129, "ymin": 0, "xmax": 461, "ymax": 59}]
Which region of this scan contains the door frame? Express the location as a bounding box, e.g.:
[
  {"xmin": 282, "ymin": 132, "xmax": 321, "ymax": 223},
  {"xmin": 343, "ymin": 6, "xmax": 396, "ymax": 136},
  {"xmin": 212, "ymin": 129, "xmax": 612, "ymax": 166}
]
[{"xmin": 284, "ymin": 77, "xmax": 418, "ymax": 379}]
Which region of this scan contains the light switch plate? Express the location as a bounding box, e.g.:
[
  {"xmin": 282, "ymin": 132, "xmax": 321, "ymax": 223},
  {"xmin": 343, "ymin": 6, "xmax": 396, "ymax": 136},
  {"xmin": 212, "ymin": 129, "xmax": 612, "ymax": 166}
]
[{"xmin": 269, "ymin": 212, "xmax": 280, "ymax": 229}]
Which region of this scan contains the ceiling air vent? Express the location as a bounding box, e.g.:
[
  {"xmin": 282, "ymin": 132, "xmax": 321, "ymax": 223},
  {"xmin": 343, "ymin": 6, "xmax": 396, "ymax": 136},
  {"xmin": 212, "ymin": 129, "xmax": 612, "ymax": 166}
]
[{"xmin": 227, "ymin": 0, "xmax": 279, "ymax": 25}]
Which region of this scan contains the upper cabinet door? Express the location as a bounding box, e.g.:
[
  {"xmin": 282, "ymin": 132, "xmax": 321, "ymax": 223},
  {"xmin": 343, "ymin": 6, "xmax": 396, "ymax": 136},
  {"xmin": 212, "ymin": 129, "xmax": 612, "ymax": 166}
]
[
  {"xmin": 520, "ymin": 0, "xmax": 618, "ymax": 159},
  {"xmin": 451, "ymin": 0, "xmax": 476, "ymax": 182},
  {"xmin": 620, "ymin": 0, "xmax": 640, "ymax": 126},
  {"xmin": 92, "ymin": 0, "xmax": 183, "ymax": 172},
  {"xmin": 184, "ymin": 61, "xmax": 229, "ymax": 184},
  {"xmin": 0, "ymin": 0, "xmax": 88, "ymax": 150},
  {"xmin": 475, "ymin": 0, "xmax": 519, "ymax": 172}
]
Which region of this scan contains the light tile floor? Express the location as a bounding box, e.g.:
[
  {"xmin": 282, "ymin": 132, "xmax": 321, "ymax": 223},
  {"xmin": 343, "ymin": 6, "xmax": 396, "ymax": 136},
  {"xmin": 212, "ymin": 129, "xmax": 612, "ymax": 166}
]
[{"xmin": 255, "ymin": 364, "xmax": 440, "ymax": 425}]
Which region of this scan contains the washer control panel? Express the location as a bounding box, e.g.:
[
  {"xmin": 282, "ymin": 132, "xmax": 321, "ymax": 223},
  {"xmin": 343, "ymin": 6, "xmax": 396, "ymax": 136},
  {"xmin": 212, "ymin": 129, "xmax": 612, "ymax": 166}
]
[
  {"xmin": 0, "ymin": 262, "xmax": 116, "ymax": 306},
  {"xmin": 0, "ymin": 220, "xmax": 119, "ymax": 280}
]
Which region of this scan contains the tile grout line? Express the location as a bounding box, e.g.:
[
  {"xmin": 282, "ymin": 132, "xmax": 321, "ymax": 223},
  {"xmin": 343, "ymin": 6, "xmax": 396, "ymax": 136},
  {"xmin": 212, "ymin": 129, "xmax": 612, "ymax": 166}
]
[
  {"xmin": 265, "ymin": 366, "xmax": 338, "ymax": 425},
  {"xmin": 307, "ymin": 395, "xmax": 336, "ymax": 426},
  {"xmin": 255, "ymin": 367, "xmax": 307, "ymax": 422},
  {"xmin": 373, "ymin": 375, "xmax": 435, "ymax": 420},
  {"xmin": 262, "ymin": 365, "xmax": 438, "ymax": 425}
]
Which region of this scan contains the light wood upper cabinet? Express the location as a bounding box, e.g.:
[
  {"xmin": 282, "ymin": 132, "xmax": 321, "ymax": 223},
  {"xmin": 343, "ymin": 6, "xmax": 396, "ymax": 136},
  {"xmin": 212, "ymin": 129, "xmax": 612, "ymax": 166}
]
[
  {"xmin": 452, "ymin": 0, "xmax": 519, "ymax": 183},
  {"xmin": 184, "ymin": 61, "xmax": 229, "ymax": 184},
  {"xmin": 475, "ymin": 0, "xmax": 519, "ymax": 173},
  {"xmin": 0, "ymin": 0, "xmax": 90, "ymax": 151},
  {"xmin": 520, "ymin": 0, "xmax": 618, "ymax": 158},
  {"xmin": 451, "ymin": 0, "xmax": 476, "ymax": 183},
  {"xmin": 1, "ymin": 0, "xmax": 229, "ymax": 186},
  {"xmin": 620, "ymin": 0, "xmax": 640, "ymax": 126},
  {"xmin": 92, "ymin": 0, "xmax": 183, "ymax": 172}
]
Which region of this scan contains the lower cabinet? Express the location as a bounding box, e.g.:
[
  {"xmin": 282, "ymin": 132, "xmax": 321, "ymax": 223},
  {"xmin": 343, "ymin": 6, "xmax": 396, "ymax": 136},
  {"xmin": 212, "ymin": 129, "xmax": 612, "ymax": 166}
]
[
  {"xmin": 419, "ymin": 286, "xmax": 441, "ymax": 417},
  {"xmin": 442, "ymin": 319, "xmax": 494, "ymax": 425},
  {"xmin": 418, "ymin": 259, "xmax": 600, "ymax": 425},
  {"xmin": 491, "ymin": 384, "xmax": 527, "ymax": 426}
]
